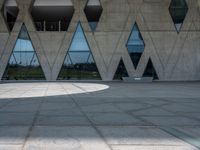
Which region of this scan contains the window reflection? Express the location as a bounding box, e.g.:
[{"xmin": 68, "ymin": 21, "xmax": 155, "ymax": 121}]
[
  {"xmin": 2, "ymin": 24, "xmax": 45, "ymax": 80},
  {"xmin": 58, "ymin": 23, "xmax": 101, "ymax": 80},
  {"xmin": 126, "ymin": 23, "xmax": 145, "ymax": 69}
]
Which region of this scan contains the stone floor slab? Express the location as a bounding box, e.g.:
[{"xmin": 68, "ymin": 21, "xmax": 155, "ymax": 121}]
[
  {"xmin": 111, "ymin": 145, "xmax": 199, "ymax": 150},
  {"xmin": 0, "ymin": 82, "xmax": 199, "ymax": 149},
  {"xmin": 23, "ymin": 126, "xmax": 111, "ymax": 150},
  {"xmin": 97, "ymin": 126, "xmax": 192, "ymax": 146},
  {"xmin": 80, "ymin": 103, "xmax": 121, "ymax": 113},
  {"xmin": 36, "ymin": 115, "xmax": 90, "ymax": 126},
  {"xmin": 0, "ymin": 145, "xmax": 23, "ymax": 150},
  {"xmin": 87, "ymin": 113, "xmax": 145, "ymax": 125},
  {"xmin": 0, "ymin": 127, "xmax": 29, "ymax": 144},
  {"xmin": 133, "ymin": 108, "xmax": 175, "ymax": 116},
  {"xmin": 142, "ymin": 116, "xmax": 200, "ymax": 126},
  {"xmin": 0, "ymin": 113, "xmax": 35, "ymax": 126}
]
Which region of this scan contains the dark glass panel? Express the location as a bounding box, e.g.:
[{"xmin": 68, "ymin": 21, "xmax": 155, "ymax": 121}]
[
  {"xmin": 84, "ymin": 0, "xmax": 103, "ymax": 31},
  {"xmin": 89, "ymin": 22, "xmax": 98, "ymax": 31},
  {"xmin": 31, "ymin": 5, "xmax": 74, "ymax": 31},
  {"xmin": 126, "ymin": 23, "xmax": 145, "ymax": 69},
  {"xmin": 114, "ymin": 59, "xmax": 128, "ymax": 80},
  {"xmin": 169, "ymin": 0, "xmax": 188, "ymax": 32},
  {"xmin": 2, "ymin": 0, "xmax": 19, "ymax": 31},
  {"xmin": 143, "ymin": 59, "xmax": 158, "ymax": 80}
]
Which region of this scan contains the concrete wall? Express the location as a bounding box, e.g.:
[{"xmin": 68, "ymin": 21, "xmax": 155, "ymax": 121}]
[{"xmin": 0, "ymin": 0, "xmax": 200, "ymax": 81}]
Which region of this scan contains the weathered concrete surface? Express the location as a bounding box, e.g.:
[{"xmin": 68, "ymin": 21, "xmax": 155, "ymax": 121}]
[
  {"xmin": 0, "ymin": 0, "xmax": 200, "ymax": 81},
  {"xmin": 0, "ymin": 82, "xmax": 199, "ymax": 149}
]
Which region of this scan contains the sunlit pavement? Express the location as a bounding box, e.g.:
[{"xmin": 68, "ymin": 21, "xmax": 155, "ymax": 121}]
[{"xmin": 0, "ymin": 82, "xmax": 200, "ymax": 150}]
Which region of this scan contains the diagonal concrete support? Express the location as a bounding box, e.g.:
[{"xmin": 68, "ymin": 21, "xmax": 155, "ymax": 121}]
[{"xmin": 0, "ymin": 0, "xmax": 52, "ymax": 81}]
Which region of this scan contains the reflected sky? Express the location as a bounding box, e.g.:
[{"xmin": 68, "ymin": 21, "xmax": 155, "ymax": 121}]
[
  {"xmin": 59, "ymin": 22, "xmax": 101, "ymax": 80},
  {"xmin": 126, "ymin": 23, "xmax": 145, "ymax": 53},
  {"xmin": 63, "ymin": 23, "xmax": 96, "ymax": 66},
  {"xmin": 69, "ymin": 23, "xmax": 90, "ymax": 51},
  {"xmin": 8, "ymin": 25, "xmax": 40, "ymax": 67},
  {"xmin": 14, "ymin": 39, "xmax": 34, "ymax": 52}
]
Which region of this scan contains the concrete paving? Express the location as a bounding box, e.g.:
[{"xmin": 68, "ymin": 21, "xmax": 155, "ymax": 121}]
[{"xmin": 0, "ymin": 82, "xmax": 200, "ymax": 150}]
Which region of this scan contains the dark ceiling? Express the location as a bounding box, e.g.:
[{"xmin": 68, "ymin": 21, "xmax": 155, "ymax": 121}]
[{"xmin": 31, "ymin": 6, "xmax": 74, "ymax": 21}]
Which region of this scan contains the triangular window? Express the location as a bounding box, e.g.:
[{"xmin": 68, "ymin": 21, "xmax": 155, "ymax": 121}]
[
  {"xmin": 58, "ymin": 23, "xmax": 101, "ymax": 80},
  {"xmin": 113, "ymin": 59, "xmax": 128, "ymax": 80},
  {"xmin": 143, "ymin": 59, "xmax": 159, "ymax": 80},
  {"xmin": 2, "ymin": 24, "xmax": 45, "ymax": 80}
]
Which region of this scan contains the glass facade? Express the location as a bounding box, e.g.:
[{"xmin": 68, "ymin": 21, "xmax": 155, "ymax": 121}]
[
  {"xmin": 84, "ymin": 0, "xmax": 103, "ymax": 31},
  {"xmin": 169, "ymin": 0, "xmax": 188, "ymax": 32},
  {"xmin": 126, "ymin": 23, "xmax": 145, "ymax": 69},
  {"xmin": 143, "ymin": 59, "xmax": 158, "ymax": 80},
  {"xmin": 58, "ymin": 22, "xmax": 101, "ymax": 80},
  {"xmin": 114, "ymin": 59, "xmax": 128, "ymax": 80},
  {"xmin": 2, "ymin": 24, "xmax": 45, "ymax": 80}
]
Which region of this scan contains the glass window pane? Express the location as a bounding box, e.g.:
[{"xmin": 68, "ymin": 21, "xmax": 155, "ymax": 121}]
[
  {"xmin": 69, "ymin": 52, "xmax": 90, "ymax": 64},
  {"xmin": 58, "ymin": 23, "xmax": 101, "ymax": 80},
  {"xmin": 2, "ymin": 24, "xmax": 45, "ymax": 80},
  {"xmin": 69, "ymin": 24, "xmax": 90, "ymax": 51},
  {"xmin": 84, "ymin": 0, "xmax": 103, "ymax": 31},
  {"xmin": 169, "ymin": 0, "xmax": 188, "ymax": 32},
  {"xmin": 126, "ymin": 23, "xmax": 145, "ymax": 69}
]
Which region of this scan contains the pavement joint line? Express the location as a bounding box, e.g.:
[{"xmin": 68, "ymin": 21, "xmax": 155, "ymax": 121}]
[
  {"xmin": 21, "ymin": 97, "xmax": 45, "ymax": 150},
  {"xmin": 0, "ymin": 100, "xmax": 15, "ymax": 109},
  {"xmin": 0, "ymin": 83, "xmax": 199, "ymax": 149},
  {"xmin": 61, "ymin": 85, "xmax": 113, "ymax": 150},
  {"xmin": 0, "ymin": 88, "xmax": 20, "ymax": 96},
  {"xmin": 0, "ymin": 125, "xmax": 199, "ymax": 128},
  {"xmin": 109, "ymin": 144, "xmax": 187, "ymax": 146},
  {"xmin": 160, "ymin": 127, "xmax": 200, "ymax": 149},
  {"xmin": 156, "ymin": 107, "xmax": 200, "ymax": 123},
  {"xmin": 119, "ymin": 105, "xmax": 157, "ymax": 125},
  {"xmin": 72, "ymin": 98, "xmax": 113, "ymax": 150},
  {"xmin": 153, "ymin": 104, "xmax": 198, "ymax": 116},
  {"xmin": 124, "ymin": 103, "xmax": 170, "ymax": 114},
  {"xmin": 59, "ymin": 84, "xmax": 112, "ymax": 150},
  {"xmin": 175, "ymin": 113, "xmax": 200, "ymax": 122},
  {"xmin": 127, "ymin": 113, "xmax": 156, "ymax": 126},
  {"xmin": 0, "ymin": 143, "xmax": 24, "ymax": 146},
  {"xmin": 72, "ymin": 83, "xmax": 90, "ymax": 94},
  {"xmin": 0, "ymin": 87, "xmax": 37, "ymax": 106},
  {"xmin": 161, "ymin": 108, "xmax": 200, "ymax": 114},
  {"xmin": 18, "ymin": 84, "xmax": 42, "ymax": 98}
]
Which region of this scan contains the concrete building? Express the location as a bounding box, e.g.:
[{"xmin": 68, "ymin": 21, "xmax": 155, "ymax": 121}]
[{"xmin": 0, "ymin": 0, "xmax": 200, "ymax": 81}]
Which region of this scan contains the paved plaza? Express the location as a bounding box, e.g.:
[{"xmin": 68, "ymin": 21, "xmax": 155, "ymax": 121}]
[{"xmin": 0, "ymin": 82, "xmax": 200, "ymax": 150}]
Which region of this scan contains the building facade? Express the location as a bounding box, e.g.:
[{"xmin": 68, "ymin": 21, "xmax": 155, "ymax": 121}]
[{"xmin": 0, "ymin": 0, "xmax": 200, "ymax": 81}]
